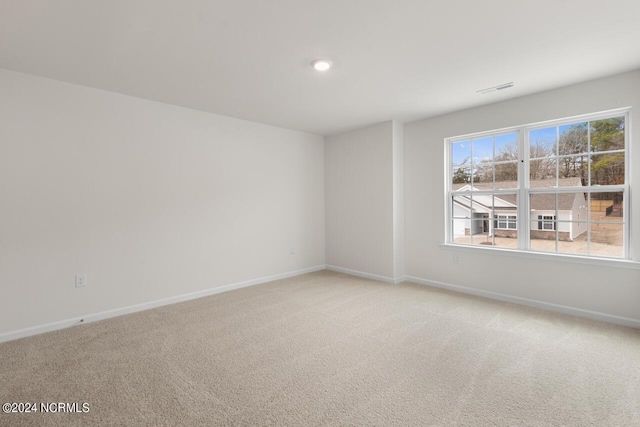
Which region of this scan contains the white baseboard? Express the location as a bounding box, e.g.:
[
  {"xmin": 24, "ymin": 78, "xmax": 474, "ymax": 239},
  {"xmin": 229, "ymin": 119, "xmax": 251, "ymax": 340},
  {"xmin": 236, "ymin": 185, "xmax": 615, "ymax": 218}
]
[
  {"xmin": 404, "ymin": 275, "xmax": 640, "ymax": 329},
  {"xmin": 326, "ymin": 265, "xmax": 404, "ymax": 284},
  {"xmin": 6, "ymin": 266, "xmax": 635, "ymax": 343},
  {"xmin": 0, "ymin": 265, "xmax": 326, "ymax": 344}
]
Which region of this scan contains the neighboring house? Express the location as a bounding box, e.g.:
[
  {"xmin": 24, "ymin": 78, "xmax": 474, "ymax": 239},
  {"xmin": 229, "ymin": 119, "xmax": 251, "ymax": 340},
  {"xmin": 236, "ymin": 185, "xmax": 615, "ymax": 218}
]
[{"xmin": 453, "ymin": 177, "xmax": 587, "ymax": 241}]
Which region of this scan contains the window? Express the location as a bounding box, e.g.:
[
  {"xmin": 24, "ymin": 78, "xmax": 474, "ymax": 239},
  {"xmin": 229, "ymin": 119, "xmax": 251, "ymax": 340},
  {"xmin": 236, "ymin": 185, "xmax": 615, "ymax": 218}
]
[
  {"xmin": 446, "ymin": 109, "xmax": 629, "ymax": 259},
  {"xmin": 538, "ymin": 215, "xmax": 556, "ymax": 231},
  {"xmin": 496, "ymin": 215, "xmax": 517, "ymax": 230}
]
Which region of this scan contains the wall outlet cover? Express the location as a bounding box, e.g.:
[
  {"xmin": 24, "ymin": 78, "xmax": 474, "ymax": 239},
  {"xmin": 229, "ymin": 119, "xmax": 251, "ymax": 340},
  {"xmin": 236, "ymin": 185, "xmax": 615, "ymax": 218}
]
[{"xmin": 75, "ymin": 274, "xmax": 87, "ymax": 288}]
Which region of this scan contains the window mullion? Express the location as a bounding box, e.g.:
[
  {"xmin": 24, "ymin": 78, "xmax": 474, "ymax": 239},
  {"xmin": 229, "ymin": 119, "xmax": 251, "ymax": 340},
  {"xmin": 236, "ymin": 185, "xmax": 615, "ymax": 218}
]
[{"xmin": 519, "ymin": 129, "xmax": 528, "ymax": 251}]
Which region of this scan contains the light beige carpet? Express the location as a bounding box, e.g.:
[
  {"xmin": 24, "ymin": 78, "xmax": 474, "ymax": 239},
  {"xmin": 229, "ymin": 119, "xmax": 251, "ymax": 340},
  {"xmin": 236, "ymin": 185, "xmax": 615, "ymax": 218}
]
[{"xmin": 1, "ymin": 270, "xmax": 640, "ymax": 426}]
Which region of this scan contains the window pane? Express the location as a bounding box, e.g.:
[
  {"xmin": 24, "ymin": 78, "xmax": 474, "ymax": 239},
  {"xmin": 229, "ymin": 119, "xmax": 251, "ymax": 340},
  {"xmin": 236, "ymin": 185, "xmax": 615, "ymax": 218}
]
[
  {"xmin": 530, "ymin": 127, "xmax": 557, "ymax": 158},
  {"xmin": 590, "ymin": 223, "xmax": 624, "ymax": 258},
  {"xmin": 559, "ymin": 122, "xmax": 588, "ymax": 155},
  {"xmin": 452, "ymin": 140, "xmax": 471, "ymax": 166},
  {"xmin": 492, "ymin": 194, "xmax": 517, "ymax": 214},
  {"xmin": 474, "ymin": 163, "xmax": 494, "ymax": 185},
  {"xmin": 590, "ymin": 152, "xmax": 625, "ymax": 185},
  {"xmin": 492, "ymin": 194, "xmax": 518, "ymax": 249},
  {"xmin": 469, "ymin": 219, "xmax": 492, "ymax": 246},
  {"xmin": 452, "ymin": 194, "xmax": 477, "ymax": 243},
  {"xmin": 467, "ymin": 193, "xmax": 492, "ymax": 211},
  {"xmin": 495, "ymin": 133, "xmax": 518, "ymax": 161},
  {"xmin": 452, "ymin": 195, "xmax": 472, "ymax": 219},
  {"xmin": 452, "ymin": 220, "xmax": 491, "ymax": 245},
  {"xmin": 590, "ymin": 192, "xmax": 624, "ymax": 222},
  {"xmin": 452, "ymin": 198, "xmax": 467, "ymax": 243},
  {"xmin": 494, "ymin": 135, "xmax": 518, "ymax": 162},
  {"xmin": 530, "ymin": 158, "xmax": 556, "ymax": 185},
  {"xmin": 530, "ymin": 193, "xmax": 557, "ymax": 214},
  {"xmin": 555, "ymin": 221, "xmax": 589, "ymax": 256},
  {"xmin": 452, "ymin": 167, "xmax": 472, "ymax": 186},
  {"xmin": 472, "ymin": 136, "xmax": 493, "ymax": 164},
  {"xmin": 591, "ymin": 117, "xmax": 625, "ymax": 152},
  {"xmin": 530, "ymin": 230, "xmax": 556, "ymax": 253},
  {"xmin": 494, "ymin": 236, "xmax": 518, "ymax": 249},
  {"xmin": 451, "ymin": 192, "xmax": 493, "ymax": 245},
  {"xmin": 494, "ymin": 162, "xmax": 518, "ymax": 188},
  {"xmin": 530, "ymin": 192, "xmax": 559, "ymax": 252},
  {"xmin": 557, "ymin": 155, "xmax": 587, "ymax": 185},
  {"xmin": 589, "ymin": 192, "xmax": 624, "ymax": 258}
]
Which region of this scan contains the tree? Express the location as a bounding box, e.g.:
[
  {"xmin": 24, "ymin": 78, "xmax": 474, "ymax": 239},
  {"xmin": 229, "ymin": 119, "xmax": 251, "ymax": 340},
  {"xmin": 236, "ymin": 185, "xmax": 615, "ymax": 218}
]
[
  {"xmin": 590, "ymin": 117, "xmax": 625, "ymax": 185},
  {"xmin": 557, "ymin": 123, "xmax": 588, "ymax": 184},
  {"xmin": 452, "ymin": 166, "xmax": 471, "ymax": 184},
  {"xmin": 529, "ymin": 141, "xmax": 555, "ymax": 181},
  {"xmin": 494, "ymin": 141, "xmax": 518, "ymax": 182},
  {"xmin": 558, "ymin": 123, "xmax": 588, "ymax": 155},
  {"xmin": 591, "ymin": 117, "xmax": 624, "ymax": 151}
]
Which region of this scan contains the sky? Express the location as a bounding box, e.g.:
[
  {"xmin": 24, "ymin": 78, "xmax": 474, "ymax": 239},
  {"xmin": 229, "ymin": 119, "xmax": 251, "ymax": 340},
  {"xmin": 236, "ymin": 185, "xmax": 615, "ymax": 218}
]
[
  {"xmin": 451, "ymin": 122, "xmax": 590, "ymax": 165},
  {"xmin": 451, "ymin": 132, "xmax": 518, "ymax": 165}
]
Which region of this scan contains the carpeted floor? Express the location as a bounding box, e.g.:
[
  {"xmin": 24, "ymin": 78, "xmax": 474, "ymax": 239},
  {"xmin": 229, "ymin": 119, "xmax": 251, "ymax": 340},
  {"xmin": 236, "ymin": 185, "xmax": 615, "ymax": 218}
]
[{"xmin": 1, "ymin": 270, "xmax": 640, "ymax": 426}]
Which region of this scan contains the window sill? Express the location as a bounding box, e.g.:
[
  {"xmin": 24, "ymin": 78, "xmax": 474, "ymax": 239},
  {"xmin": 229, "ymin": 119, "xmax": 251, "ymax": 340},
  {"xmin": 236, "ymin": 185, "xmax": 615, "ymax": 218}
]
[{"xmin": 439, "ymin": 243, "xmax": 640, "ymax": 270}]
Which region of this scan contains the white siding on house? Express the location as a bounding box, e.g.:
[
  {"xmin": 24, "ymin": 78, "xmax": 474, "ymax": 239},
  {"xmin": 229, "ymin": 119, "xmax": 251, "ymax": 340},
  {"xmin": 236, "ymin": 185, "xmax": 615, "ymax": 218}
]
[
  {"xmin": 570, "ymin": 193, "xmax": 588, "ymax": 240},
  {"xmin": 530, "ymin": 211, "xmax": 571, "ymax": 230},
  {"xmin": 452, "ymin": 204, "xmax": 468, "ymax": 237}
]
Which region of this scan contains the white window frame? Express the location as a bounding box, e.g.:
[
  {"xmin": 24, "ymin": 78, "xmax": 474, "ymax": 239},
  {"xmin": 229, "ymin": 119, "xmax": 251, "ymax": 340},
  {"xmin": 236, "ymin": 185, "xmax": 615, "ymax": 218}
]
[{"xmin": 445, "ymin": 108, "xmax": 631, "ymax": 260}]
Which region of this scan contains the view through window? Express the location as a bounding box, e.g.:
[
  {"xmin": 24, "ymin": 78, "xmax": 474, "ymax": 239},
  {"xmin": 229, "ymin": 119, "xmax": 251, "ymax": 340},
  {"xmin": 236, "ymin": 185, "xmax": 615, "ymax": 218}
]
[{"xmin": 447, "ymin": 109, "xmax": 629, "ymax": 259}]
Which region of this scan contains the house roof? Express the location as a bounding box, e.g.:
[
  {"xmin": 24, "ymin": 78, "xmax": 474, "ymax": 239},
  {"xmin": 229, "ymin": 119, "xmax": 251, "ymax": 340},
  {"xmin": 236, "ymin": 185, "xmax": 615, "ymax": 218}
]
[
  {"xmin": 453, "ymin": 193, "xmax": 517, "ymax": 213},
  {"xmin": 453, "ymin": 178, "xmax": 583, "ymax": 211}
]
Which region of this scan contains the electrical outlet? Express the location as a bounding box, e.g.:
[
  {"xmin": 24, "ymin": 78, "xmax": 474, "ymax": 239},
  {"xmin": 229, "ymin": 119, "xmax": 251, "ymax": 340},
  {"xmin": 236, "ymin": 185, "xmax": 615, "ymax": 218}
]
[
  {"xmin": 453, "ymin": 254, "xmax": 461, "ymax": 265},
  {"xmin": 75, "ymin": 274, "xmax": 87, "ymax": 288}
]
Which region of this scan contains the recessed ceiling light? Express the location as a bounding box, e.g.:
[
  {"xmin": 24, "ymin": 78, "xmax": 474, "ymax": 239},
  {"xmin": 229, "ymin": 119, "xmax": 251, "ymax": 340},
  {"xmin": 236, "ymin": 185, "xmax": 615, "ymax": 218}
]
[
  {"xmin": 311, "ymin": 59, "xmax": 332, "ymax": 72},
  {"xmin": 477, "ymin": 82, "xmax": 514, "ymax": 94}
]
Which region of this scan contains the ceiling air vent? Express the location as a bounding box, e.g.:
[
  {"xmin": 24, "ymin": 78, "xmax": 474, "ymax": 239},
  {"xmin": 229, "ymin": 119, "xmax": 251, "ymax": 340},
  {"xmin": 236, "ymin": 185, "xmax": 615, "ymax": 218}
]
[{"xmin": 477, "ymin": 82, "xmax": 514, "ymax": 94}]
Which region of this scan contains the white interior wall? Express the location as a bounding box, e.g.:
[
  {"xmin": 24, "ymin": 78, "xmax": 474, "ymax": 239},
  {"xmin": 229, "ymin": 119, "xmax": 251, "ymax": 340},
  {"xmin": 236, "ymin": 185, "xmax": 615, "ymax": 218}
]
[
  {"xmin": 404, "ymin": 70, "xmax": 640, "ymax": 323},
  {"xmin": 0, "ymin": 69, "xmax": 326, "ymax": 337},
  {"xmin": 392, "ymin": 121, "xmax": 405, "ymax": 280},
  {"xmin": 325, "ymin": 121, "xmax": 395, "ymax": 280}
]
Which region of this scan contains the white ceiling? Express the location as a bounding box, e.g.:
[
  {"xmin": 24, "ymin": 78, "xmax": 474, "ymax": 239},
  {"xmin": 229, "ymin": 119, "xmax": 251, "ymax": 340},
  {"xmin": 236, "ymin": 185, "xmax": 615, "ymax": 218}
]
[{"xmin": 1, "ymin": 0, "xmax": 639, "ymax": 136}]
